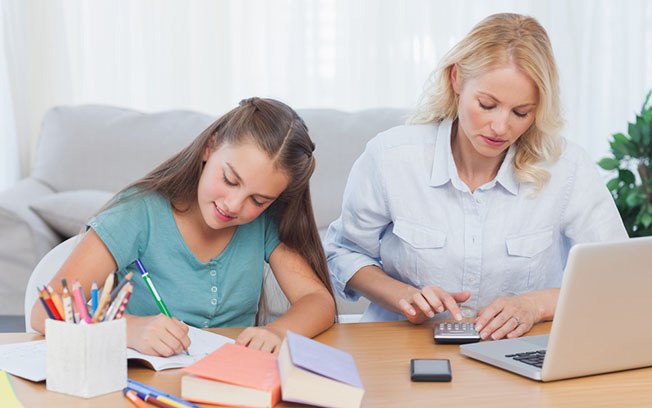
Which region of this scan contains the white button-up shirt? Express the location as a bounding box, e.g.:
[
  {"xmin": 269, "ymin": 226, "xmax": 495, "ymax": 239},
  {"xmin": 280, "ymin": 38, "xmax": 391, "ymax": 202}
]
[{"xmin": 324, "ymin": 120, "xmax": 627, "ymax": 322}]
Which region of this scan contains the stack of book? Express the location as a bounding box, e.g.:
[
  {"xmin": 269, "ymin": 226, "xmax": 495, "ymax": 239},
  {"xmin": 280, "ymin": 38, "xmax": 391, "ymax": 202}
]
[{"xmin": 180, "ymin": 332, "xmax": 364, "ymax": 408}]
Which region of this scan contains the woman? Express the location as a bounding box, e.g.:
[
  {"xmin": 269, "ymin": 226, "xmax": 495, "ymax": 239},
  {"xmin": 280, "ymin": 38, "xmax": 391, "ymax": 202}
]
[{"xmin": 324, "ymin": 13, "xmax": 626, "ymax": 340}]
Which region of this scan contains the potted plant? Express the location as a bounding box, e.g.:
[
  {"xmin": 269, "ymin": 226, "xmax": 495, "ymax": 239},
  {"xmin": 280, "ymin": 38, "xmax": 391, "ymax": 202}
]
[{"xmin": 598, "ymin": 90, "xmax": 652, "ymax": 237}]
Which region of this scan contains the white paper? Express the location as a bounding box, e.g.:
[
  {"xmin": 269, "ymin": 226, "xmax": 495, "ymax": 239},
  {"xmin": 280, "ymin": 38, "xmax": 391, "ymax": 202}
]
[
  {"xmin": 0, "ymin": 326, "xmax": 235, "ymax": 382},
  {"xmin": 0, "ymin": 340, "xmax": 47, "ymax": 382},
  {"xmin": 126, "ymin": 326, "xmax": 234, "ymax": 370}
]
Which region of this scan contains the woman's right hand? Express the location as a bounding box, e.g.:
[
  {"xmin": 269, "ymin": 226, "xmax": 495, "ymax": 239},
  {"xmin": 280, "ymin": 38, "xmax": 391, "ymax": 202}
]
[
  {"xmin": 125, "ymin": 314, "xmax": 190, "ymax": 356},
  {"xmin": 398, "ymin": 286, "xmax": 471, "ymax": 324}
]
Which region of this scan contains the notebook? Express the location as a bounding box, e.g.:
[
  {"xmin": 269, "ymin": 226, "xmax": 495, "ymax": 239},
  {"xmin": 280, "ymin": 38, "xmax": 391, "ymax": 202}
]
[
  {"xmin": 127, "ymin": 326, "xmax": 234, "ymax": 371},
  {"xmin": 0, "ymin": 326, "xmax": 233, "ymax": 381},
  {"xmin": 460, "ymin": 236, "xmax": 652, "ymax": 382}
]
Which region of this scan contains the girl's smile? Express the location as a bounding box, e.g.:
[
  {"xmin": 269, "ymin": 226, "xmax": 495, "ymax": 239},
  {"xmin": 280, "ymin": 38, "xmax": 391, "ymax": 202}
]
[{"xmin": 213, "ymin": 202, "xmax": 236, "ymax": 222}]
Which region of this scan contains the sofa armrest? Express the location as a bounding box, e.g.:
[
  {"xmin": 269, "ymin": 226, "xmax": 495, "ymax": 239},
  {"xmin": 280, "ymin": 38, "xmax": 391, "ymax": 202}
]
[{"xmin": 0, "ymin": 178, "xmax": 62, "ymax": 314}]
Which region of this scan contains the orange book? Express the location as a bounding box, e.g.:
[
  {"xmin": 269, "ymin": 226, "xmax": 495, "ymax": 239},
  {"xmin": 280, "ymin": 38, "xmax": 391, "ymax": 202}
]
[{"xmin": 181, "ymin": 343, "xmax": 280, "ymax": 408}]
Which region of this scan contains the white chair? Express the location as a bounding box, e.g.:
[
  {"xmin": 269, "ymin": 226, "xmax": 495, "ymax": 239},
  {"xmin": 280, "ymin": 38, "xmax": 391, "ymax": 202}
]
[{"xmin": 24, "ymin": 235, "xmax": 81, "ymax": 332}]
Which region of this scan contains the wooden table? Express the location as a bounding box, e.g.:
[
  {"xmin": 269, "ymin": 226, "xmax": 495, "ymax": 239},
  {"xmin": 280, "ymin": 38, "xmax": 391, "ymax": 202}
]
[{"xmin": 5, "ymin": 321, "xmax": 652, "ymax": 407}]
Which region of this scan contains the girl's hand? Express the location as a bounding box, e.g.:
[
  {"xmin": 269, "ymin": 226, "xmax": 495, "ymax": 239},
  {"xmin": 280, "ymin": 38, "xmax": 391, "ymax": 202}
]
[
  {"xmin": 398, "ymin": 286, "xmax": 471, "ymax": 324},
  {"xmin": 236, "ymin": 326, "xmax": 283, "ymax": 354},
  {"xmin": 126, "ymin": 314, "xmax": 190, "ymax": 356}
]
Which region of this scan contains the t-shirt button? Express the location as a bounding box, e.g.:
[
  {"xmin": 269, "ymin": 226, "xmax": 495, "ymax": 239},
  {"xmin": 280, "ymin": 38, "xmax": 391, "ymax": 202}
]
[
  {"xmin": 210, "ymin": 270, "xmax": 217, "ymax": 276},
  {"xmin": 210, "ymin": 299, "xmax": 217, "ymax": 305},
  {"xmin": 211, "ymin": 286, "xmax": 217, "ymax": 293}
]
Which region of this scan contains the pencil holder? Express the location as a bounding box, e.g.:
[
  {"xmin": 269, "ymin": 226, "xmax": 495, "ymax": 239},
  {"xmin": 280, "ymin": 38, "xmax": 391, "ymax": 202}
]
[{"xmin": 46, "ymin": 318, "xmax": 127, "ymax": 398}]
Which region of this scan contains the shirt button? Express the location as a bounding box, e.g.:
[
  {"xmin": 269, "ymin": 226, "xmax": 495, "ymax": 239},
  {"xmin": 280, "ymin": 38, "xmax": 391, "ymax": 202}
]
[
  {"xmin": 210, "ymin": 299, "xmax": 217, "ymax": 305},
  {"xmin": 203, "ymin": 324, "xmax": 208, "ymax": 328},
  {"xmin": 469, "ymin": 277, "xmax": 476, "ymax": 283},
  {"xmin": 210, "ymin": 270, "xmax": 217, "ymax": 276},
  {"xmin": 211, "ymin": 286, "xmax": 217, "ymax": 293}
]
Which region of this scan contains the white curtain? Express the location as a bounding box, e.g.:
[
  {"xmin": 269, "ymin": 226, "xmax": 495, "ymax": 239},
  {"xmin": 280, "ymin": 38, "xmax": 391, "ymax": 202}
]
[
  {"xmin": 0, "ymin": 2, "xmax": 19, "ymax": 190},
  {"xmin": 2, "ymin": 0, "xmax": 652, "ymax": 180}
]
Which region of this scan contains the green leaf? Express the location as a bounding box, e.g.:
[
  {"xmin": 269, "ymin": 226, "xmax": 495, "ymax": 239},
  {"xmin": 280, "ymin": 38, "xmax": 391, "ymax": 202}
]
[
  {"xmin": 610, "ymin": 133, "xmax": 633, "ymax": 157},
  {"xmin": 613, "ymin": 132, "xmax": 629, "ymax": 144},
  {"xmin": 618, "ymin": 169, "xmax": 636, "ymax": 185},
  {"xmin": 644, "ymin": 109, "xmax": 652, "ymax": 123},
  {"xmin": 641, "ymin": 212, "xmax": 652, "ymax": 228},
  {"xmin": 616, "ymin": 192, "xmax": 628, "ymax": 208},
  {"xmin": 641, "ymin": 121, "xmax": 652, "ymax": 146},
  {"xmin": 616, "ymin": 185, "xmax": 633, "ymax": 208},
  {"xmin": 610, "ymin": 140, "xmax": 629, "ymax": 156},
  {"xmin": 635, "ymin": 205, "xmax": 647, "ymax": 225},
  {"xmin": 606, "ymin": 177, "xmax": 620, "ymax": 191},
  {"xmin": 629, "ymin": 122, "xmax": 642, "ymax": 144},
  {"xmin": 598, "ymin": 157, "xmax": 620, "ymax": 170},
  {"xmin": 626, "ymin": 190, "xmax": 644, "ymax": 207},
  {"xmin": 641, "ymin": 90, "xmax": 652, "ymax": 113}
]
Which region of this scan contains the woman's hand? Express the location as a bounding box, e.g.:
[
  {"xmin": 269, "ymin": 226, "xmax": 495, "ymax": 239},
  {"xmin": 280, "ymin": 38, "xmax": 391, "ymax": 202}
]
[
  {"xmin": 398, "ymin": 286, "xmax": 471, "ymax": 324},
  {"xmin": 126, "ymin": 314, "xmax": 190, "ymax": 356},
  {"xmin": 474, "ymin": 293, "xmax": 544, "ymax": 340},
  {"xmin": 236, "ymin": 326, "xmax": 283, "ymax": 354}
]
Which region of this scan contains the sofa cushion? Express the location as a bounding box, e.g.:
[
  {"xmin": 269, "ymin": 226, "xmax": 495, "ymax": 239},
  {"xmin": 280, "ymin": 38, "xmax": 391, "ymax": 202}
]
[
  {"xmin": 29, "ymin": 190, "xmax": 114, "ymax": 238},
  {"xmin": 32, "ymin": 105, "xmax": 408, "ymax": 231},
  {"xmin": 300, "ymin": 108, "xmax": 408, "ymax": 229},
  {"xmin": 33, "ymin": 105, "xmax": 215, "ymax": 193}
]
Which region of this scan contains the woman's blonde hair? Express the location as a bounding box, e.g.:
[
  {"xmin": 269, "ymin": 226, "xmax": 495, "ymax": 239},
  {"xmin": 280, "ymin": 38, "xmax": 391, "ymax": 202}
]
[{"xmin": 410, "ymin": 13, "xmax": 564, "ymax": 191}]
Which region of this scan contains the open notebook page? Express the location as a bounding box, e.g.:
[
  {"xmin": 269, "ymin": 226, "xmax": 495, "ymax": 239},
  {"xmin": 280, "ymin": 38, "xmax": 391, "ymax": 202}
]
[
  {"xmin": 0, "ymin": 326, "xmax": 235, "ymax": 381},
  {"xmin": 126, "ymin": 326, "xmax": 234, "ymax": 370}
]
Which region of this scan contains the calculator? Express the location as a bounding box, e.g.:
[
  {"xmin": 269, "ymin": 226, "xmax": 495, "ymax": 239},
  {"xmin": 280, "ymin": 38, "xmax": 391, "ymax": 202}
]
[{"xmin": 434, "ymin": 322, "xmax": 481, "ymax": 344}]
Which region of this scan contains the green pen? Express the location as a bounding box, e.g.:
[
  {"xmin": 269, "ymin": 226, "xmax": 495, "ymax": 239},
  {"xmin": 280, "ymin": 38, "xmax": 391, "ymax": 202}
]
[{"xmin": 134, "ymin": 258, "xmax": 189, "ymax": 355}]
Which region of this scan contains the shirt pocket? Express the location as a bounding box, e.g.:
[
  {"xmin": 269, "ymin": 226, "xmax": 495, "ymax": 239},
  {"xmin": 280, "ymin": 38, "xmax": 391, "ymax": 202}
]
[
  {"xmin": 502, "ymin": 226, "xmax": 553, "ymax": 293},
  {"xmin": 392, "ymin": 218, "xmax": 447, "ymax": 287}
]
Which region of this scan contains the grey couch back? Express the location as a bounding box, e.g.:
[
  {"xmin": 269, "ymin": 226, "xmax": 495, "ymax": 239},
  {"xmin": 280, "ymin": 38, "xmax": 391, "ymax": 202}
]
[{"xmin": 33, "ymin": 104, "xmax": 409, "ymax": 230}]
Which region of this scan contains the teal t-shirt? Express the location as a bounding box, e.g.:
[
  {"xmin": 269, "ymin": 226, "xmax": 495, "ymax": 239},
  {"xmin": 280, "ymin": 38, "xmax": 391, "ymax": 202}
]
[{"xmin": 87, "ymin": 192, "xmax": 281, "ymax": 328}]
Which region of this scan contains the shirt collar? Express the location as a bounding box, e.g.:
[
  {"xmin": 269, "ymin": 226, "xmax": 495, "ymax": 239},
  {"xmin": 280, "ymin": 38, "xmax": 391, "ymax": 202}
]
[
  {"xmin": 430, "ymin": 119, "xmax": 457, "ymax": 188},
  {"xmin": 429, "ymin": 119, "xmax": 520, "ymax": 195},
  {"xmin": 494, "ymin": 145, "xmax": 519, "ymax": 195}
]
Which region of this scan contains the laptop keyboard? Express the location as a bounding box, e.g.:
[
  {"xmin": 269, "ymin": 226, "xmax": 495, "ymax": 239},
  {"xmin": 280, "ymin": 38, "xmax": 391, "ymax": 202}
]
[{"xmin": 505, "ymin": 350, "xmax": 546, "ymax": 368}]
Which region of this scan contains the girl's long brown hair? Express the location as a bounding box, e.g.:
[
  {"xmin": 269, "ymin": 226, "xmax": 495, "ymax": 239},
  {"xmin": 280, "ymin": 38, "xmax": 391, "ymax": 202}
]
[{"xmin": 103, "ymin": 97, "xmax": 336, "ymax": 323}]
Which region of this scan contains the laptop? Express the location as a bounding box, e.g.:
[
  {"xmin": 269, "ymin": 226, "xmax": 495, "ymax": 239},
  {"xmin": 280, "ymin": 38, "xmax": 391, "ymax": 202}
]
[{"xmin": 460, "ymin": 236, "xmax": 652, "ymax": 381}]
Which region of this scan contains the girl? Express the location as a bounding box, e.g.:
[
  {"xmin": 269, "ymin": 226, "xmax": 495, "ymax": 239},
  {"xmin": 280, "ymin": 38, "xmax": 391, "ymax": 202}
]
[
  {"xmin": 325, "ymin": 13, "xmax": 626, "ymax": 340},
  {"xmin": 31, "ymin": 97, "xmax": 336, "ymax": 355}
]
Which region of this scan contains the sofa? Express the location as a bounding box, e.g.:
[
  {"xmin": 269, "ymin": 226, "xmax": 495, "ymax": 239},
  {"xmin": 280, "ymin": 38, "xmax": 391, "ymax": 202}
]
[{"xmin": 0, "ymin": 104, "xmax": 409, "ymax": 317}]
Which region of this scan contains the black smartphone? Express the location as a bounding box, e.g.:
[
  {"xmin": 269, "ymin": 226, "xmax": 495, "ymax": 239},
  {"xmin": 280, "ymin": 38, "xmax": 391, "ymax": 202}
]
[{"xmin": 410, "ymin": 359, "xmax": 452, "ymax": 382}]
